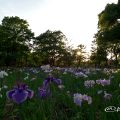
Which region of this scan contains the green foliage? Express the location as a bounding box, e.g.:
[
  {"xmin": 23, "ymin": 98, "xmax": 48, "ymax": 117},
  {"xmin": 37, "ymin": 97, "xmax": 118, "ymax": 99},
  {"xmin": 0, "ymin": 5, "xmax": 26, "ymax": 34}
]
[
  {"xmin": 92, "ymin": 1, "xmax": 120, "ymax": 67},
  {"xmin": 98, "ymin": 3, "xmax": 119, "ymax": 29},
  {"xmin": 0, "ymin": 68, "xmax": 120, "ymax": 120},
  {"xmin": 0, "ymin": 16, "xmax": 34, "ymax": 66},
  {"xmin": 34, "ymin": 30, "xmax": 72, "ymax": 66},
  {"xmin": 0, "ymin": 16, "xmax": 88, "ymax": 67}
]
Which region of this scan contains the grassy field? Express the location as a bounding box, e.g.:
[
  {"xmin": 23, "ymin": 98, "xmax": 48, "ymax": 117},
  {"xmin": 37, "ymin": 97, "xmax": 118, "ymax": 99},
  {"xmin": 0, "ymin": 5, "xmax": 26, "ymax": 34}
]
[{"xmin": 0, "ymin": 67, "xmax": 120, "ymax": 120}]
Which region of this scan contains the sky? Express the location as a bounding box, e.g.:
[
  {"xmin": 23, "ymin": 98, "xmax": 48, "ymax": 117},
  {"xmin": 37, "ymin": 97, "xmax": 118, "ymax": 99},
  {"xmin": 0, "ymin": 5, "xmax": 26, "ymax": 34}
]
[{"xmin": 0, "ymin": 0, "xmax": 118, "ymax": 53}]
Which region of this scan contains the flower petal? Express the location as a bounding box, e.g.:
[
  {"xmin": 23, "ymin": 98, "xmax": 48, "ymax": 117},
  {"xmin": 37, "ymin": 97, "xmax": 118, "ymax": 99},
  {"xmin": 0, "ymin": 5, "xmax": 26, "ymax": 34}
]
[
  {"xmin": 43, "ymin": 79, "xmax": 49, "ymax": 88},
  {"xmin": 6, "ymin": 89, "xmax": 16, "ymax": 99},
  {"xmin": 27, "ymin": 89, "xmax": 34, "ymax": 99},
  {"xmin": 53, "ymin": 78, "xmax": 62, "ymax": 85},
  {"xmin": 12, "ymin": 90, "xmax": 28, "ymax": 104},
  {"xmin": 38, "ymin": 87, "xmax": 47, "ymax": 98}
]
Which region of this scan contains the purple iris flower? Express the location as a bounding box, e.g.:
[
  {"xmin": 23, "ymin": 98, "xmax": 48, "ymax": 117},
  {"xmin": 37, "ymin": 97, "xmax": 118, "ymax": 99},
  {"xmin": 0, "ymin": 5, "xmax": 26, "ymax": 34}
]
[
  {"xmin": 73, "ymin": 93, "xmax": 82, "ymax": 106},
  {"xmin": 6, "ymin": 83, "xmax": 34, "ymax": 104},
  {"xmin": 73, "ymin": 93, "xmax": 92, "ymax": 106},
  {"xmin": 38, "ymin": 87, "xmax": 50, "ymax": 98},
  {"xmin": 43, "ymin": 75, "xmax": 62, "ymax": 88},
  {"xmin": 96, "ymin": 79, "xmax": 110, "ymax": 86}
]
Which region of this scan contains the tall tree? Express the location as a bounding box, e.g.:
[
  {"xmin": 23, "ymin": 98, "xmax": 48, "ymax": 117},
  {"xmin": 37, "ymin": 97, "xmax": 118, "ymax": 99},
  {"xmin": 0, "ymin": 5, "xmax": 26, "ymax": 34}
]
[
  {"xmin": 0, "ymin": 16, "xmax": 34, "ymax": 66},
  {"xmin": 94, "ymin": 1, "xmax": 120, "ymax": 67},
  {"xmin": 34, "ymin": 30, "xmax": 68, "ymax": 66}
]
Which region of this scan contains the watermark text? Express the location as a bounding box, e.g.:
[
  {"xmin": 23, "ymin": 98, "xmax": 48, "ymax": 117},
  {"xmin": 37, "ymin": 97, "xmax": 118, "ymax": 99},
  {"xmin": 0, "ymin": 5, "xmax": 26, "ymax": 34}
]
[{"xmin": 105, "ymin": 106, "xmax": 120, "ymax": 112}]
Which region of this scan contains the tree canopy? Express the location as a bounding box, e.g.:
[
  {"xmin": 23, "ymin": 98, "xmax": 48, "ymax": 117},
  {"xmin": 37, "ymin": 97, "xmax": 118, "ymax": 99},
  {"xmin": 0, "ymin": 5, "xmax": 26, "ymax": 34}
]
[
  {"xmin": 34, "ymin": 30, "xmax": 69, "ymax": 66},
  {"xmin": 92, "ymin": 0, "xmax": 120, "ymax": 67},
  {"xmin": 0, "ymin": 16, "xmax": 34, "ymax": 66}
]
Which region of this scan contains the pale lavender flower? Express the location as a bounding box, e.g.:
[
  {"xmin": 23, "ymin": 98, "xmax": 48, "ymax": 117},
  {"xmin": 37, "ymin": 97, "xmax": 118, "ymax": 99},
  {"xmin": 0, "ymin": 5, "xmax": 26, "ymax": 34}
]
[
  {"xmin": 73, "ymin": 93, "xmax": 83, "ymax": 106},
  {"xmin": 41, "ymin": 65, "xmax": 50, "ymax": 71},
  {"xmin": 101, "ymin": 79, "xmax": 110, "ymax": 86},
  {"xmin": 96, "ymin": 79, "xmax": 101, "ymax": 85},
  {"xmin": 75, "ymin": 72, "xmax": 88, "ymax": 78},
  {"xmin": 96, "ymin": 79, "xmax": 110, "ymax": 86},
  {"xmin": 82, "ymin": 94, "xmax": 88, "ymax": 101},
  {"xmin": 104, "ymin": 91, "xmax": 112, "ymax": 100},
  {"xmin": 84, "ymin": 80, "xmax": 95, "ymax": 88},
  {"xmin": 87, "ymin": 96, "xmax": 92, "ymax": 104},
  {"xmin": 82, "ymin": 94, "xmax": 92, "ymax": 104},
  {"xmin": 73, "ymin": 93, "xmax": 92, "ymax": 106}
]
